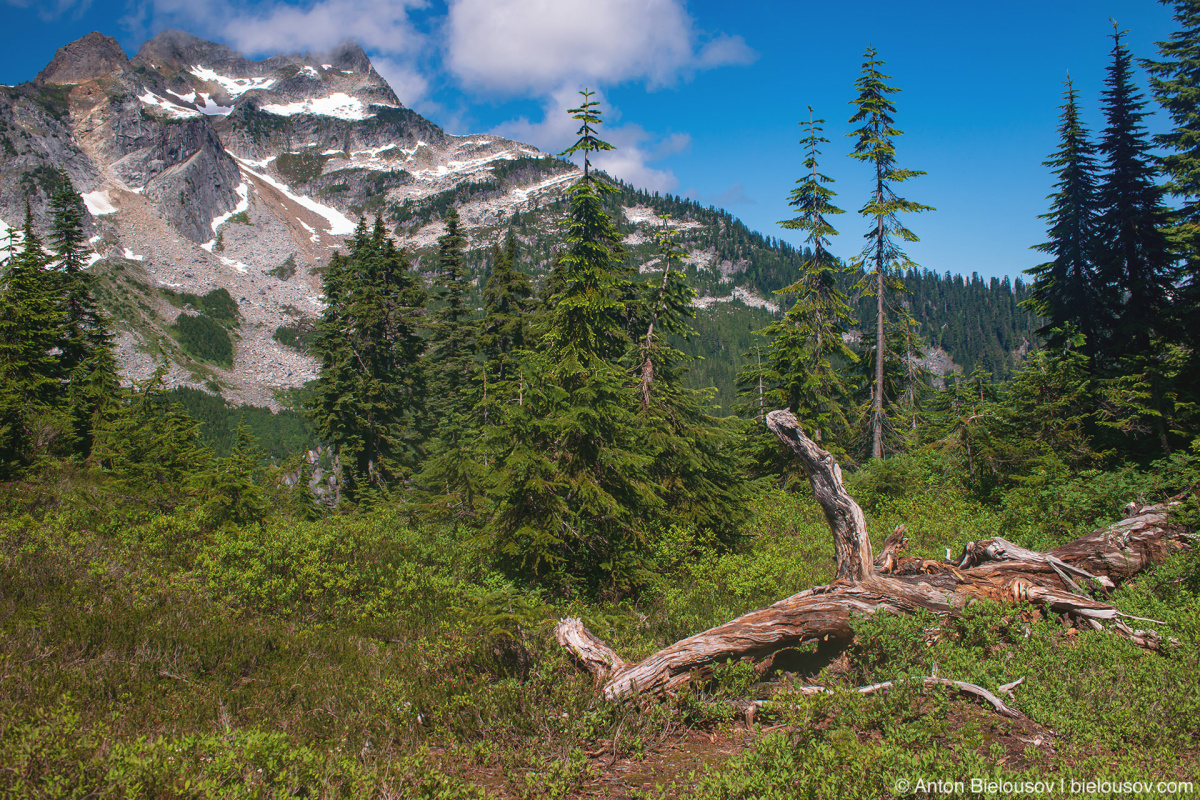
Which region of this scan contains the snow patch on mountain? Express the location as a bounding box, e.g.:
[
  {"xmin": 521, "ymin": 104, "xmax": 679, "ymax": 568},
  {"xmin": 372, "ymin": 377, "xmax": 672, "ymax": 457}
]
[
  {"xmin": 201, "ymin": 181, "xmax": 250, "ymax": 250},
  {"xmin": 137, "ymin": 91, "xmax": 202, "ymax": 119},
  {"xmin": 188, "ymin": 66, "xmax": 276, "ymax": 97},
  {"xmin": 195, "ymin": 94, "xmax": 234, "ymax": 116},
  {"xmin": 261, "ymin": 93, "xmax": 380, "ymax": 121},
  {"xmin": 82, "ymin": 190, "xmax": 117, "ymax": 216},
  {"xmin": 232, "ymin": 157, "xmax": 356, "ymax": 235},
  {"xmin": 219, "ymin": 256, "xmax": 249, "ymax": 273}
]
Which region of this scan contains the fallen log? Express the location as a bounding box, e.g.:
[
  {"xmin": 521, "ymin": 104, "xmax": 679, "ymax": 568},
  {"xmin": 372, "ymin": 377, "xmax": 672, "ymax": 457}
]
[{"xmin": 557, "ymin": 410, "xmax": 1193, "ymax": 701}]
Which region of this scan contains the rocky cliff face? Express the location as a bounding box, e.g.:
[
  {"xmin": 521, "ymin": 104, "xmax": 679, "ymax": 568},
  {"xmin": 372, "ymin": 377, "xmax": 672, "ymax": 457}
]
[{"xmin": 0, "ymin": 30, "xmax": 587, "ymax": 409}]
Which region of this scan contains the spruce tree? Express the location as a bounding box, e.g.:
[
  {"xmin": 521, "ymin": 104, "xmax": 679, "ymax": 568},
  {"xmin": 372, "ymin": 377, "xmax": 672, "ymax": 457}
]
[
  {"xmin": 203, "ymin": 417, "xmax": 272, "ymax": 528},
  {"xmin": 1146, "ymin": 0, "xmax": 1200, "ymax": 344},
  {"xmin": 1096, "ymin": 26, "xmax": 1177, "ymax": 359},
  {"xmin": 418, "ymin": 207, "xmax": 487, "ymax": 524},
  {"xmin": 847, "ymin": 48, "xmax": 933, "ymax": 459},
  {"xmin": 479, "ymin": 231, "xmax": 533, "ymax": 385},
  {"xmin": 488, "ymin": 91, "xmax": 657, "ymax": 595},
  {"xmin": 0, "ymin": 211, "xmax": 69, "ymax": 472},
  {"xmin": 425, "ymin": 207, "xmax": 476, "ymax": 413},
  {"xmin": 773, "ymin": 108, "xmax": 857, "ymax": 445},
  {"xmin": 46, "ymin": 175, "xmax": 118, "ymax": 458},
  {"xmin": 48, "ymin": 175, "xmax": 109, "ymax": 376},
  {"xmin": 101, "ymin": 366, "xmax": 209, "ymax": 501},
  {"xmin": 1026, "ymin": 78, "xmax": 1104, "ymax": 359},
  {"xmin": 308, "ymin": 218, "xmax": 427, "ymax": 504}
]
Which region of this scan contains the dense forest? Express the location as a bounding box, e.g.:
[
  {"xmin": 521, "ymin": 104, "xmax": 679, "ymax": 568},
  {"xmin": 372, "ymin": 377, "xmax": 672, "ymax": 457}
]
[{"xmin": 2, "ymin": 5, "xmax": 1200, "ymax": 797}]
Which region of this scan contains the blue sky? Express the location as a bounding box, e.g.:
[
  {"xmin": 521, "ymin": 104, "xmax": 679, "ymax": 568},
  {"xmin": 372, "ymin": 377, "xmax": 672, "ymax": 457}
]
[{"xmin": 0, "ymin": 0, "xmax": 1181, "ymax": 281}]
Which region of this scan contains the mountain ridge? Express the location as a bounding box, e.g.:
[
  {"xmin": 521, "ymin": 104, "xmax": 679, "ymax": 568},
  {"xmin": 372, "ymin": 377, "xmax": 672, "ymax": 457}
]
[{"xmin": 1, "ymin": 30, "xmax": 1037, "ymax": 413}]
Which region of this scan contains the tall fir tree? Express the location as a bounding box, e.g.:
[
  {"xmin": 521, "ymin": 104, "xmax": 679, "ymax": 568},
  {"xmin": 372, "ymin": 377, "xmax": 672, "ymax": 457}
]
[
  {"xmin": 846, "ymin": 48, "xmax": 933, "ymax": 459},
  {"xmin": 1145, "ymin": 0, "xmax": 1200, "ymax": 346},
  {"xmin": 46, "ymin": 174, "xmax": 118, "ymax": 459},
  {"xmin": 1026, "ymin": 77, "xmax": 1105, "ymax": 360},
  {"xmin": 308, "ymin": 217, "xmax": 427, "ymax": 505},
  {"xmin": 487, "ymin": 91, "xmax": 658, "ymax": 595},
  {"xmin": 0, "ymin": 210, "xmax": 69, "ymax": 473},
  {"xmin": 48, "ymin": 174, "xmax": 110, "ymax": 375},
  {"xmin": 418, "ymin": 206, "xmax": 487, "ymax": 524},
  {"xmin": 1096, "ymin": 26, "xmax": 1177, "ymax": 360},
  {"xmin": 479, "ymin": 231, "xmax": 533, "ymax": 385},
  {"xmin": 773, "ymin": 108, "xmax": 856, "ymax": 446},
  {"xmin": 635, "ymin": 218, "xmax": 748, "ymax": 536}
]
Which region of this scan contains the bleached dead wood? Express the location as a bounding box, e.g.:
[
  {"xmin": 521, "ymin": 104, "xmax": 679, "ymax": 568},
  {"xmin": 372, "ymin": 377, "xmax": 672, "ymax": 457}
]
[{"xmin": 556, "ymin": 410, "xmax": 1193, "ymax": 701}]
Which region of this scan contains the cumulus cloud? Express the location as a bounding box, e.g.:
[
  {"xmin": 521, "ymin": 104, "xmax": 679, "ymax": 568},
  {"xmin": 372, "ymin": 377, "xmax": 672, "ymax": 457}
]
[
  {"xmin": 493, "ymin": 88, "xmax": 684, "ymax": 193},
  {"xmin": 446, "ymin": 0, "xmax": 755, "ymax": 95},
  {"xmin": 125, "ymin": 0, "xmax": 431, "ymax": 102}
]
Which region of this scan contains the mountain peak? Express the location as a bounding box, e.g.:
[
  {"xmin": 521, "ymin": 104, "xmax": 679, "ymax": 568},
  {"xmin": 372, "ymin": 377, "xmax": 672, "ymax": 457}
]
[
  {"xmin": 134, "ymin": 30, "xmax": 241, "ymax": 71},
  {"xmin": 36, "ymin": 32, "xmax": 129, "ymax": 85},
  {"xmin": 319, "ymin": 40, "xmax": 372, "ymax": 75}
]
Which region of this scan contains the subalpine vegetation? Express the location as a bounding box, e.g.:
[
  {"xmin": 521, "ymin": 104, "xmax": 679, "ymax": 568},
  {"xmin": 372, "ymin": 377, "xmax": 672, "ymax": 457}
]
[{"xmin": 2, "ymin": 7, "xmax": 1200, "ymax": 797}]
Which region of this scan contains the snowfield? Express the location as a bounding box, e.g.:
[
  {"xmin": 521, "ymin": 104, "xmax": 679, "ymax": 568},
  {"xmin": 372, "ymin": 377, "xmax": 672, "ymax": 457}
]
[
  {"xmin": 261, "ymin": 93, "xmax": 376, "ymax": 121},
  {"xmin": 188, "ymin": 66, "xmax": 276, "ymax": 97}
]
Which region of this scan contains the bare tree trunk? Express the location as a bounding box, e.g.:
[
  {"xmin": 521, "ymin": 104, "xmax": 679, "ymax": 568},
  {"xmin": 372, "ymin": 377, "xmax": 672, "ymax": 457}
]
[{"xmin": 557, "ymin": 410, "xmax": 1192, "ymax": 701}]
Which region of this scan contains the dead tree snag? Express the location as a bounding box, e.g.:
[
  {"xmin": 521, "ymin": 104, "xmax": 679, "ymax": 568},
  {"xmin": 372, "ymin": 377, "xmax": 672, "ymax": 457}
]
[{"xmin": 557, "ymin": 410, "xmax": 1192, "ymax": 701}]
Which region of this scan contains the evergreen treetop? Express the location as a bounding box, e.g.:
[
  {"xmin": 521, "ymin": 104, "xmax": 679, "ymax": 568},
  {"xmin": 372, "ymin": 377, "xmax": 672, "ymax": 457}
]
[{"xmin": 1026, "ymin": 77, "xmax": 1104, "ymax": 357}]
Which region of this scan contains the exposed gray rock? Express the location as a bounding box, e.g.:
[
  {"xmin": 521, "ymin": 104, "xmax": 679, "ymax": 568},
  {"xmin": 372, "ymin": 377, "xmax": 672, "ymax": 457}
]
[{"xmin": 35, "ymin": 32, "xmax": 130, "ymax": 86}]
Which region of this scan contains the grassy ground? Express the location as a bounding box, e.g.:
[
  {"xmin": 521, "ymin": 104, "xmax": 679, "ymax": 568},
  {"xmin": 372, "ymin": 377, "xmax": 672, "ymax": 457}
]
[{"xmin": 0, "ymin": 455, "xmax": 1197, "ymax": 798}]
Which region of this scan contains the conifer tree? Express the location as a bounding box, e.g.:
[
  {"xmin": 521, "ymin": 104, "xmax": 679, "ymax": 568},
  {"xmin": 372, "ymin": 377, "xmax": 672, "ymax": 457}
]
[
  {"xmin": 426, "ymin": 207, "xmax": 475, "ymax": 409},
  {"xmin": 101, "ymin": 366, "xmax": 209, "ymax": 501},
  {"xmin": 772, "ymin": 108, "xmax": 856, "ymax": 445},
  {"xmin": 48, "ymin": 175, "xmax": 109, "ymax": 375},
  {"xmin": 545, "ymin": 88, "xmax": 630, "ymax": 365},
  {"xmin": 1026, "ymin": 78, "xmax": 1104, "ymax": 359},
  {"xmin": 0, "ymin": 211, "xmax": 68, "ymax": 472},
  {"xmin": 635, "ymin": 218, "xmax": 748, "ymax": 535},
  {"xmin": 1146, "ymin": 0, "xmax": 1200, "ymax": 344},
  {"xmin": 46, "ymin": 175, "xmax": 118, "ymax": 458},
  {"xmin": 418, "ymin": 207, "xmax": 487, "ymax": 524},
  {"xmin": 488, "ymin": 91, "xmax": 657, "ymax": 595},
  {"xmin": 847, "ymin": 48, "xmax": 933, "ymax": 459},
  {"xmin": 203, "ymin": 417, "xmax": 272, "ymax": 528},
  {"xmin": 480, "ymin": 231, "xmax": 533, "ymax": 384},
  {"xmin": 1096, "ymin": 26, "xmax": 1177, "ymax": 359},
  {"xmin": 308, "ymin": 218, "xmax": 426, "ymax": 504}
]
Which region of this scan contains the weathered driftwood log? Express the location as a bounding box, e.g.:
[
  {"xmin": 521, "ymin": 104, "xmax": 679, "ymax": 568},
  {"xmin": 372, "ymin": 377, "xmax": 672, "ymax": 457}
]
[
  {"xmin": 557, "ymin": 410, "xmax": 1193, "ymax": 701},
  {"xmin": 743, "ymin": 676, "xmax": 1024, "ymax": 723}
]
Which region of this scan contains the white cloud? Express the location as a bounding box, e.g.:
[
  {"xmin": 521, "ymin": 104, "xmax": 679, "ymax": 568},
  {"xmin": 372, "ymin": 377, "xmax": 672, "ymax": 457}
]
[
  {"xmin": 492, "ymin": 88, "xmax": 681, "ymax": 193},
  {"xmin": 218, "ymin": 0, "xmax": 427, "ymax": 57},
  {"xmin": 5, "ymin": 0, "xmax": 93, "ymax": 21},
  {"xmin": 371, "ymin": 56, "xmax": 429, "ymax": 106},
  {"xmin": 127, "ymin": 0, "xmax": 431, "ymax": 103},
  {"xmin": 446, "ymin": 0, "xmax": 755, "ymax": 95}
]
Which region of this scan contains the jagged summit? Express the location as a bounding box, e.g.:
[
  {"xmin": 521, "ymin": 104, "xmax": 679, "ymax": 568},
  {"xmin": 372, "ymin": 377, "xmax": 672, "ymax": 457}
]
[
  {"xmin": 320, "ymin": 40, "xmax": 373, "ymax": 75},
  {"xmin": 35, "ymin": 31, "xmax": 130, "ymax": 85},
  {"xmin": 133, "ymin": 30, "xmax": 243, "ymax": 72},
  {"xmin": 0, "ymin": 27, "xmax": 581, "ymax": 409}
]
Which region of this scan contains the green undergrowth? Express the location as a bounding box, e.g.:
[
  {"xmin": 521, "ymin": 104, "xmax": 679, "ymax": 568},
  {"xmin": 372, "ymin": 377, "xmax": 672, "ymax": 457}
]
[{"xmin": 0, "ymin": 452, "xmax": 1197, "ymax": 797}]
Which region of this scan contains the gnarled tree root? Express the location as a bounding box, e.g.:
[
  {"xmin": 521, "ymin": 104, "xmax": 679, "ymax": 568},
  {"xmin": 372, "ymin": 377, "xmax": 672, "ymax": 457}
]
[{"xmin": 557, "ymin": 410, "xmax": 1193, "ymax": 701}]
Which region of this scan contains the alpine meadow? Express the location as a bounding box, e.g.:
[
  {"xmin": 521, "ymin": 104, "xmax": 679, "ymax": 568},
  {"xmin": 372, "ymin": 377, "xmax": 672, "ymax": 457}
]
[{"xmin": 4, "ymin": 2, "xmax": 1200, "ymax": 798}]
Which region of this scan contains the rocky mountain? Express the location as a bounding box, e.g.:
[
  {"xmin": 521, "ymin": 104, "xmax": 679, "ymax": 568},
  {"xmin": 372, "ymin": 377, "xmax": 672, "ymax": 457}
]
[
  {"xmin": 1, "ymin": 30, "xmax": 1037, "ymax": 413},
  {"xmin": 0, "ymin": 30, "xmax": 587, "ymax": 408}
]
